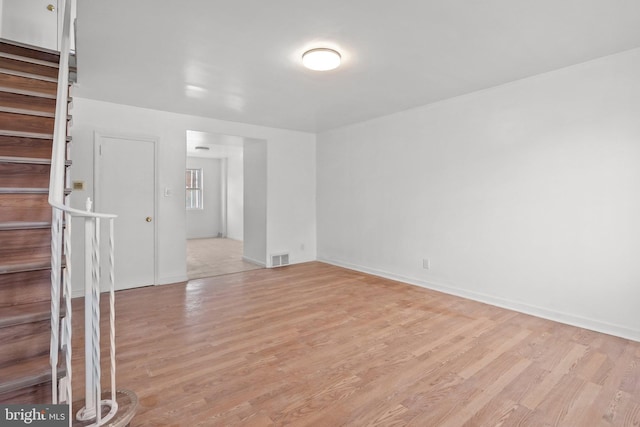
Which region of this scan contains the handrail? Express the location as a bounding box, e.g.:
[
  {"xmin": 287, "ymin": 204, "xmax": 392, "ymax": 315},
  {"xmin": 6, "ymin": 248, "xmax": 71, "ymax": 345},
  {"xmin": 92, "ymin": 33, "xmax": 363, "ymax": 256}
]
[
  {"xmin": 46, "ymin": 0, "xmax": 115, "ymax": 220},
  {"xmin": 49, "ymin": 200, "xmax": 117, "ymax": 218},
  {"xmin": 48, "ymin": 0, "xmax": 120, "ymax": 425},
  {"xmin": 47, "ymin": 0, "xmax": 73, "ymax": 410},
  {"xmin": 47, "ymin": 0, "xmax": 70, "ymax": 207}
]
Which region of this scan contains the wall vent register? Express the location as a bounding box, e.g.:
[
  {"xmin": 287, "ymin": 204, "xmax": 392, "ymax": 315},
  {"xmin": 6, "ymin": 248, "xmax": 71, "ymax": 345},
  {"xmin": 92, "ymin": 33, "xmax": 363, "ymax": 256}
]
[{"xmin": 271, "ymin": 253, "xmax": 290, "ymax": 267}]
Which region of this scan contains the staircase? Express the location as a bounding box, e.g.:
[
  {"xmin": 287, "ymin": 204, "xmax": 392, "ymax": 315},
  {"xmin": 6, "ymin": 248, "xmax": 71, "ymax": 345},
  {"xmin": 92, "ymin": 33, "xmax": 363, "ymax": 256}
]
[
  {"xmin": 0, "ymin": 39, "xmax": 71, "ymax": 404},
  {"xmin": 0, "ymin": 2, "xmax": 138, "ymax": 423}
]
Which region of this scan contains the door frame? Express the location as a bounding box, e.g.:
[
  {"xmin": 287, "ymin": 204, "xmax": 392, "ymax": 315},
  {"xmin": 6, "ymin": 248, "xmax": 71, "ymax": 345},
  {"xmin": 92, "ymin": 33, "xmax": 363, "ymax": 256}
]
[{"xmin": 93, "ymin": 131, "xmax": 159, "ymax": 287}]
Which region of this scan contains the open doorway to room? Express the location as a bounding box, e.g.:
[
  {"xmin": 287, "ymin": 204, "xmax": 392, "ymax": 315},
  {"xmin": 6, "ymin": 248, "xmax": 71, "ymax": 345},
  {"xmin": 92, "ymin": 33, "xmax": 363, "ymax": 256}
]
[{"xmin": 185, "ymin": 131, "xmax": 266, "ymax": 279}]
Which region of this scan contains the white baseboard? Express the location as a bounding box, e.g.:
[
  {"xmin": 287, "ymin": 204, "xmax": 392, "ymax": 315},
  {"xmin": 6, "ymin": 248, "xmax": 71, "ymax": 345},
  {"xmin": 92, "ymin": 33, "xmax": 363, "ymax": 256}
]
[
  {"xmin": 70, "ymin": 274, "xmax": 188, "ymax": 298},
  {"xmin": 318, "ymin": 257, "xmax": 640, "ymax": 343}
]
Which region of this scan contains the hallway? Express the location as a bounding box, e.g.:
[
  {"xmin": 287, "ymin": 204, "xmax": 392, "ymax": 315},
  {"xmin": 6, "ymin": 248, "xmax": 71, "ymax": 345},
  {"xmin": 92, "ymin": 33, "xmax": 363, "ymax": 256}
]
[{"xmin": 186, "ymin": 238, "xmax": 262, "ymax": 279}]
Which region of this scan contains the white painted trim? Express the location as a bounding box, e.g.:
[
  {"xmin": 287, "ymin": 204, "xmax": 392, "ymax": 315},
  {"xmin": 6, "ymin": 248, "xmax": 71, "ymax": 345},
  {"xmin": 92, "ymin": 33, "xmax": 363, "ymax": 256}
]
[
  {"xmin": 220, "ymin": 158, "xmax": 228, "ymax": 238},
  {"xmin": 93, "ymin": 131, "xmax": 159, "ymax": 287},
  {"xmin": 243, "ymin": 256, "xmax": 266, "ymax": 267},
  {"xmin": 318, "ymin": 257, "xmax": 640, "ymax": 343}
]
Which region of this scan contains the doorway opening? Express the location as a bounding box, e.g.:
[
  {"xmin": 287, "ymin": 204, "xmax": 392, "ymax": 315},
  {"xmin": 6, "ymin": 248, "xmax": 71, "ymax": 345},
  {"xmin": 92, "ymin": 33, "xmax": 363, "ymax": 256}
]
[{"xmin": 185, "ymin": 131, "xmax": 266, "ymax": 279}]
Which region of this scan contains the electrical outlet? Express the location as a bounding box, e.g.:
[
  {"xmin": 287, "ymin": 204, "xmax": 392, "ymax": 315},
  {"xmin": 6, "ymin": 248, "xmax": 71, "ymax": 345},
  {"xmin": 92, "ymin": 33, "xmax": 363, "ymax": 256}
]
[{"xmin": 422, "ymin": 258, "xmax": 430, "ymax": 269}]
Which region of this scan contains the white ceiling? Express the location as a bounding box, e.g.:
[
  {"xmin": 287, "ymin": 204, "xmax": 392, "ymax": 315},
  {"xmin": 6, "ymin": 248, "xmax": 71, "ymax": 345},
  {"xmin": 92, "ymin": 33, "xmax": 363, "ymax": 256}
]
[{"xmin": 75, "ymin": 1, "xmax": 640, "ymax": 133}]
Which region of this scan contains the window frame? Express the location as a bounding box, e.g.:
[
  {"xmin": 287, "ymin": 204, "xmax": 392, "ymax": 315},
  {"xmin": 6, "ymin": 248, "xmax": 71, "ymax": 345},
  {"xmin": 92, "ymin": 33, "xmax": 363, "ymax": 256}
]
[{"xmin": 185, "ymin": 168, "xmax": 204, "ymax": 210}]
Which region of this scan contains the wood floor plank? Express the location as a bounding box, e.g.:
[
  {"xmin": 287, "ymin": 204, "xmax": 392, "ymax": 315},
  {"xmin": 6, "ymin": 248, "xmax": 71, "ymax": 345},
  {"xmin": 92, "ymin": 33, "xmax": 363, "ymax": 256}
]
[
  {"xmin": 458, "ymin": 328, "xmax": 532, "ymax": 379},
  {"xmin": 577, "ymin": 351, "xmax": 609, "ymax": 381},
  {"xmin": 460, "ymin": 398, "xmax": 520, "ymax": 427},
  {"xmin": 437, "ymin": 356, "xmax": 531, "ymax": 426},
  {"xmin": 621, "ymin": 401, "xmax": 640, "ymax": 426},
  {"xmin": 600, "ymin": 390, "xmax": 633, "ymax": 426},
  {"xmin": 521, "ymin": 343, "xmax": 588, "ymax": 409},
  {"xmin": 66, "ymin": 262, "xmax": 640, "ymax": 426},
  {"xmin": 561, "ymin": 380, "xmax": 603, "ymax": 426}
]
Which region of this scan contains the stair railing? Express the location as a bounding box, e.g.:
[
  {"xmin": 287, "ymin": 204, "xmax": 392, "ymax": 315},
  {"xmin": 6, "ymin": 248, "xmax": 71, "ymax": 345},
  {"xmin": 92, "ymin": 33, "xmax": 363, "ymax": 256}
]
[{"xmin": 48, "ymin": 0, "xmax": 119, "ymax": 425}]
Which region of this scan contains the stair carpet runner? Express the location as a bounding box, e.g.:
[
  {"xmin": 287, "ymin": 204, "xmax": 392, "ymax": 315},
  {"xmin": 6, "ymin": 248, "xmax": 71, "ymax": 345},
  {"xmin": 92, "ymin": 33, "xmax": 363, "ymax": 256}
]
[{"xmin": 0, "ymin": 39, "xmax": 71, "ymax": 404}]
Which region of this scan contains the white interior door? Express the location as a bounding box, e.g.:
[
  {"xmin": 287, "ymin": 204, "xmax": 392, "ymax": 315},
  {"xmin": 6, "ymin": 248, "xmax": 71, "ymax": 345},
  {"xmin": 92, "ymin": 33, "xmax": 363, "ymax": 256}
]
[
  {"xmin": 1, "ymin": 0, "xmax": 59, "ymax": 50},
  {"xmin": 94, "ymin": 134, "xmax": 156, "ymax": 290}
]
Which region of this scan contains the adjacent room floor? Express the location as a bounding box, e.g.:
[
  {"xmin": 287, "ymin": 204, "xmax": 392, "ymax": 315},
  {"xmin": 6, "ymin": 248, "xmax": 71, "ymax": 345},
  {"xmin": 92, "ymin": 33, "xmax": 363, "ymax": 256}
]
[
  {"xmin": 186, "ymin": 237, "xmax": 262, "ymax": 279},
  {"xmin": 71, "ymin": 262, "xmax": 640, "ymax": 426}
]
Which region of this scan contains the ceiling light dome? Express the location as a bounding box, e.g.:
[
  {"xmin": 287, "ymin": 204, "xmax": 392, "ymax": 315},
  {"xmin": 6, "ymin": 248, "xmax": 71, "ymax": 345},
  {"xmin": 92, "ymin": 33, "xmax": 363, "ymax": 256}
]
[{"xmin": 302, "ymin": 48, "xmax": 341, "ymax": 71}]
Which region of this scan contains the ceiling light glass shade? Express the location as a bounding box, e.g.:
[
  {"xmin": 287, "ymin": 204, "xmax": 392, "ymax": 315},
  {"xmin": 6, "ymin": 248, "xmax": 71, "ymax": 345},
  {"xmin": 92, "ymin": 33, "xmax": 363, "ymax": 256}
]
[{"xmin": 302, "ymin": 48, "xmax": 341, "ymax": 71}]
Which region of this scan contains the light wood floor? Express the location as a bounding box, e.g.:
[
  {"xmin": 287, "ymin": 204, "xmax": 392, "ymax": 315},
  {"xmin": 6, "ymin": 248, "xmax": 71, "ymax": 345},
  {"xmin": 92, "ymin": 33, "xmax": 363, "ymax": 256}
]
[
  {"xmin": 187, "ymin": 237, "xmax": 263, "ymax": 279},
  {"xmin": 71, "ymin": 262, "xmax": 640, "ymax": 426}
]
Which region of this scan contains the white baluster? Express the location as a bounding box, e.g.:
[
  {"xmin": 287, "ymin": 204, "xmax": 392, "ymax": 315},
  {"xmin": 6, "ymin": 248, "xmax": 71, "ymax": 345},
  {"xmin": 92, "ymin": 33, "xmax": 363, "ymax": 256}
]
[
  {"xmin": 50, "ymin": 207, "xmax": 62, "ymax": 404},
  {"xmin": 93, "ymin": 216, "xmax": 101, "ymax": 426},
  {"xmin": 109, "ymin": 217, "xmax": 117, "ymax": 404},
  {"xmin": 78, "ymin": 198, "xmax": 97, "ymax": 421},
  {"xmin": 62, "ymin": 210, "xmax": 73, "ymax": 426}
]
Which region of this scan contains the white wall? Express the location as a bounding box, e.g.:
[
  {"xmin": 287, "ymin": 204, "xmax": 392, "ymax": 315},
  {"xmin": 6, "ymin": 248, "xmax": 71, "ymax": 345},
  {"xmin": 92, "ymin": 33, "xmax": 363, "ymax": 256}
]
[
  {"xmin": 226, "ymin": 147, "xmax": 244, "ymax": 240},
  {"xmin": 317, "ymin": 48, "xmax": 640, "ymax": 341},
  {"xmin": 1, "ymin": 0, "xmax": 58, "ymax": 50},
  {"xmin": 243, "ymin": 139, "xmax": 267, "ymax": 265},
  {"xmin": 267, "ymin": 134, "xmax": 318, "ymax": 265},
  {"xmin": 70, "ymin": 97, "xmax": 316, "ymax": 293},
  {"xmin": 186, "ymin": 156, "xmax": 222, "ymax": 239}
]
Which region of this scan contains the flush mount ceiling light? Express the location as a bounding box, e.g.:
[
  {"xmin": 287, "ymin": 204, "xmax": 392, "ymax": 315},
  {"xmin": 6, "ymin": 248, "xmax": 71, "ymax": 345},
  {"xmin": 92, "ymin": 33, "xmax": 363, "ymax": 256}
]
[{"xmin": 302, "ymin": 48, "xmax": 341, "ymax": 71}]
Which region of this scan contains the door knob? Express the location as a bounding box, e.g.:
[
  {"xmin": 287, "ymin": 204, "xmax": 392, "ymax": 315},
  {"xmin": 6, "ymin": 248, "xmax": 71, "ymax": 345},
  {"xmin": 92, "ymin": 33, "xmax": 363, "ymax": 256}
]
[
  {"xmin": 47, "ymin": 4, "xmax": 55, "ymax": 12},
  {"xmin": 145, "ymin": 216, "xmax": 152, "ymax": 222}
]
